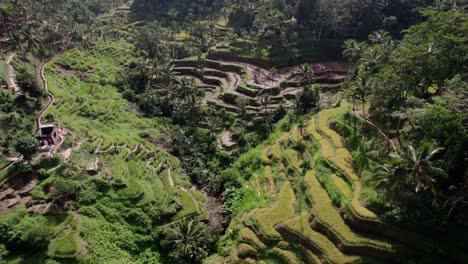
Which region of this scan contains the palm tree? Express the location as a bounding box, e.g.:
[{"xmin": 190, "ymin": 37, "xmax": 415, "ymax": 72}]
[
  {"xmin": 402, "ymin": 142, "xmax": 446, "ymax": 193},
  {"xmin": 260, "ymin": 93, "xmax": 272, "ymax": 131},
  {"xmin": 298, "ymin": 160, "xmax": 312, "ymax": 216},
  {"xmin": 8, "ymin": 31, "xmax": 23, "ymax": 55},
  {"xmin": 269, "ymin": 66, "xmax": 277, "ymax": 87},
  {"xmin": 136, "ymin": 58, "xmax": 155, "ymax": 91},
  {"xmin": 369, "ymin": 30, "xmax": 392, "ymax": 48},
  {"xmin": 360, "ymin": 45, "xmax": 384, "ymax": 71},
  {"xmin": 349, "ymin": 70, "xmax": 372, "ymax": 119},
  {"xmin": 22, "ymin": 25, "xmax": 42, "ymax": 83},
  {"xmin": 185, "ymin": 93, "xmax": 204, "ymax": 122},
  {"xmin": 295, "ymin": 84, "xmax": 320, "ymax": 114},
  {"xmin": 355, "ymin": 142, "xmax": 372, "ymax": 177},
  {"xmin": 374, "ymin": 158, "xmax": 408, "ymax": 207},
  {"xmin": 164, "ymin": 220, "xmax": 207, "ymax": 262},
  {"xmin": 160, "ymin": 63, "xmax": 177, "ymax": 85},
  {"xmin": 178, "ymin": 78, "xmax": 195, "ymax": 98},
  {"xmin": 342, "ymin": 39, "xmax": 367, "ymax": 68},
  {"xmin": 236, "ymin": 96, "xmax": 249, "ymax": 119},
  {"xmin": 299, "ymin": 63, "xmax": 315, "ymax": 85},
  {"xmin": 260, "ymin": 93, "xmax": 271, "ymax": 116},
  {"xmin": 0, "ymin": 3, "xmax": 11, "ymax": 39}
]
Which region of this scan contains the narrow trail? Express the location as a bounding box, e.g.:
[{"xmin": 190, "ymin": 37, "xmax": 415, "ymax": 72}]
[
  {"xmin": 353, "ymin": 110, "xmax": 398, "ymax": 156},
  {"xmin": 5, "ymin": 52, "xmax": 19, "ymax": 93},
  {"xmin": 167, "ymin": 167, "xmax": 174, "ymax": 187},
  {"xmin": 36, "ymin": 61, "xmax": 55, "ymax": 129}
]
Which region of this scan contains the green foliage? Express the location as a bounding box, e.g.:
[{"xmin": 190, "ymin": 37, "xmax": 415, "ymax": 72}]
[
  {"xmin": 0, "ymin": 208, "xmax": 53, "ymax": 252},
  {"xmin": 14, "ymin": 135, "xmax": 39, "ymax": 160},
  {"xmin": 16, "ymin": 67, "xmax": 43, "ymax": 97},
  {"xmin": 295, "ymin": 84, "xmax": 320, "ymax": 115},
  {"xmin": 222, "ymin": 187, "xmax": 267, "ymax": 217}
]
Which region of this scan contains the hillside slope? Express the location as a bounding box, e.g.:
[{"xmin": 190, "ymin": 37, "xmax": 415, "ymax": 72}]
[
  {"xmin": 215, "ymin": 105, "xmax": 444, "ymax": 263},
  {"xmin": 30, "ymin": 41, "xmax": 207, "ymax": 262}
]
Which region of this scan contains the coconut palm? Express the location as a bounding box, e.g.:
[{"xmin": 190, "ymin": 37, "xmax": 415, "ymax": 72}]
[
  {"xmin": 295, "ymin": 84, "xmax": 320, "ymax": 114},
  {"xmin": 360, "ymin": 45, "xmax": 384, "ymax": 71},
  {"xmin": 8, "ymin": 31, "xmax": 23, "ymax": 54},
  {"xmin": 269, "ymin": 66, "xmax": 277, "ymax": 87},
  {"xmin": 374, "ymin": 158, "xmax": 408, "ymax": 207},
  {"xmin": 299, "ymin": 63, "xmax": 315, "ymax": 85},
  {"xmin": 402, "ymin": 142, "xmax": 446, "ymax": 193},
  {"xmin": 355, "ymin": 142, "xmax": 372, "ymax": 176},
  {"xmin": 22, "ymin": 25, "xmax": 42, "ymax": 83},
  {"xmin": 164, "ymin": 220, "xmax": 207, "ymax": 262},
  {"xmin": 236, "ymin": 96, "xmax": 249, "ymax": 119},
  {"xmin": 349, "ymin": 70, "xmax": 372, "ymax": 119},
  {"xmin": 369, "ymin": 30, "xmax": 392, "ymax": 48},
  {"xmin": 342, "ymin": 39, "xmax": 367, "ymax": 67},
  {"xmin": 178, "ymin": 78, "xmax": 195, "ymax": 98}
]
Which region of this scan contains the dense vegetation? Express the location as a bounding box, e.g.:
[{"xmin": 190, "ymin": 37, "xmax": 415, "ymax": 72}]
[{"xmin": 0, "ymin": 0, "xmax": 466, "ymax": 263}]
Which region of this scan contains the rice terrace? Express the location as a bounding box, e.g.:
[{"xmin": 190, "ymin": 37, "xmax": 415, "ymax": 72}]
[{"xmin": 0, "ymin": 0, "xmax": 466, "ymax": 263}]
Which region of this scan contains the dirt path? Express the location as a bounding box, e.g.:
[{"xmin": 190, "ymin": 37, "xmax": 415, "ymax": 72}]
[
  {"xmin": 167, "ymin": 167, "xmax": 174, "ymax": 187},
  {"xmin": 352, "ymin": 109, "xmax": 398, "ymax": 156},
  {"xmin": 217, "ymin": 130, "xmax": 237, "ymax": 151},
  {"xmin": 36, "ymin": 61, "xmax": 55, "ymax": 129},
  {"xmin": 5, "ymin": 52, "xmax": 19, "ymax": 93}
]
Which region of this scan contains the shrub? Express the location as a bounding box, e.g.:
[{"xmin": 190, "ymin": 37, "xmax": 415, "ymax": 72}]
[
  {"xmin": 14, "ymin": 136, "xmax": 39, "ymax": 161},
  {"xmin": 0, "ymin": 210, "xmax": 53, "ymax": 252}
]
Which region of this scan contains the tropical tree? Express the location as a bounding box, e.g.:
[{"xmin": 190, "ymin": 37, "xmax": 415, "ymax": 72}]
[
  {"xmin": 21, "ymin": 25, "xmax": 42, "ymax": 83},
  {"xmin": 369, "ymin": 30, "xmax": 392, "ymax": 47},
  {"xmin": 401, "ymin": 142, "xmax": 446, "ymax": 193},
  {"xmin": 236, "ymin": 96, "xmax": 249, "ymax": 120},
  {"xmin": 354, "ymin": 142, "xmax": 372, "ymax": 177},
  {"xmin": 374, "ymin": 158, "xmax": 408, "ymax": 207},
  {"xmin": 295, "ymin": 84, "xmax": 320, "ymax": 114},
  {"xmin": 342, "ymin": 39, "xmax": 367, "ymax": 67},
  {"xmin": 14, "ymin": 136, "xmax": 39, "ymax": 161},
  {"xmin": 163, "ymin": 220, "xmax": 209, "ymax": 262},
  {"xmin": 348, "ymin": 70, "xmax": 372, "ymax": 119},
  {"xmin": 360, "ymin": 45, "xmax": 384, "ymax": 71},
  {"xmin": 269, "ymin": 66, "xmax": 277, "ymax": 87},
  {"xmin": 299, "ymin": 63, "xmax": 315, "ymax": 85}
]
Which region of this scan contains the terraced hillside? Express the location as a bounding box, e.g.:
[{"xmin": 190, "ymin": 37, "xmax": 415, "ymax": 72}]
[
  {"xmin": 219, "ymin": 105, "xmax": 432, "ymax": 263},
  {"xmin": 37, "ymin": 41, "xmax": 207, "ymax": 260},
  {"xmin": 172, "ymin": 57, "xmax": 348, "ymax": 120}
]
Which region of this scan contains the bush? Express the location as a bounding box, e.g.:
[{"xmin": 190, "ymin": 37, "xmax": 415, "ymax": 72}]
[
  {"xmin": 14, "ymin": 136, "xmax": 39, "ymax": 161},
  {"xmin": 0, "ymin": 209, "xmax": 53, "ymax": 252}
]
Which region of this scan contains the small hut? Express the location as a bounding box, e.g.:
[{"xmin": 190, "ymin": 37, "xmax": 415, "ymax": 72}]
[{"xmin": 36, "ymin": 124, "xmax": 61, "ymax": 152}]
